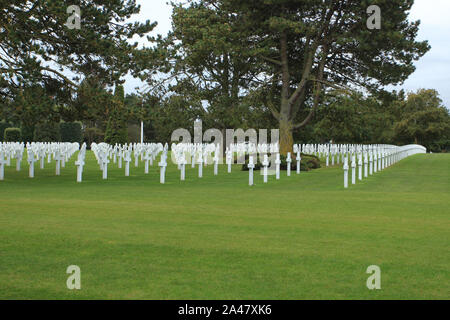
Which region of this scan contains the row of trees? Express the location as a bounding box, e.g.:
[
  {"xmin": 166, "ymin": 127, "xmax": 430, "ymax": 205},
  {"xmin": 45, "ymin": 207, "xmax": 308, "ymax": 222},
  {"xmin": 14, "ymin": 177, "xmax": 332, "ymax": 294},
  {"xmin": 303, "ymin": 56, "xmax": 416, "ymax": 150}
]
[
  {"xmin": 1, "ymin": 77, "xmax": 448, "ymax": 151},
  {"xmin": 0, "ymin": 1, "xmax": 448, "ymax": 152}
]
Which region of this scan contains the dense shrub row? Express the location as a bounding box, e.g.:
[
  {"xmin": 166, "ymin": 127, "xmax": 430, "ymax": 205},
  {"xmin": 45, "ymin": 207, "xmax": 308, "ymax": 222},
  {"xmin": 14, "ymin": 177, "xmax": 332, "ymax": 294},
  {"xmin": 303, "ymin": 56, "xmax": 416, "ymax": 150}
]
[{"xmin": 1, "ymin": 122, "xmax": 83, "ymax": 143}]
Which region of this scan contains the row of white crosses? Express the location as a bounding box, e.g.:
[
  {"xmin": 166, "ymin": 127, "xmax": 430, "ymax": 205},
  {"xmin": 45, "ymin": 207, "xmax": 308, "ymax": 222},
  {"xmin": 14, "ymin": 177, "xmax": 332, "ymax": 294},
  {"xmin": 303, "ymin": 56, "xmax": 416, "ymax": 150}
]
[
  {"xmin": 248, "ymin": 143, "xmax": 294, "ymax": 186},
  {"xmin": 170, "ymin": 143, "xmax": 218, "ymax": 180},
  {"xmin": 247, "ymin": 144, "xmax": 300, "ymax": 185},
  {"xmin": 342, "ymin": 144, "xmax": 427, "ymax": 188},
  {"xmin": 0, "ymin": 142, "xmax": 25, "ymax": 179},
  {"xmin": 171, "ymin": 142, "xmax": 283, "ymax": 185},
  {"xmin": 1, "ymin": 141, "xmax": 427, "ymax": 186},
  {"xmin": 28, "ymin": 142, "xmax": 79, "ymax": 178},
  {"xmin": 90, "ymin": 142, "xmax": 165, "ymax": 181},
  {"xmin": 0, "ymin": 142, "xmax": 79, "ymax": 180},
  {"xmin": 294, "ymin": 143, "xmax": 407, "ymax": 168}
]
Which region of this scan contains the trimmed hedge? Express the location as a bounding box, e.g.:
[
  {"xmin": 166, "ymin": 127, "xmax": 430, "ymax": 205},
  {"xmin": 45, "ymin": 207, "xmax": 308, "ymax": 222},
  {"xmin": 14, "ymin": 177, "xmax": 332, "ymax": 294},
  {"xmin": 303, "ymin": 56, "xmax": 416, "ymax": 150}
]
[
  {"xmin": 60, "ymin": 122, "xmax": 82, "ymax": 143},
  {"xmin": 0, "ymin": 121, "xmax": 12, "ymax": 142},
  {"xmin": 34, "ymin": 122, "xmax": 61, "ymax": 142},
  {"xmin": 241, "ymin": 153, "xmax": 321, "ymax": 172},
  {"xmin": 4, "ymin": 127, "xmax": 22, "ymax": 142}
]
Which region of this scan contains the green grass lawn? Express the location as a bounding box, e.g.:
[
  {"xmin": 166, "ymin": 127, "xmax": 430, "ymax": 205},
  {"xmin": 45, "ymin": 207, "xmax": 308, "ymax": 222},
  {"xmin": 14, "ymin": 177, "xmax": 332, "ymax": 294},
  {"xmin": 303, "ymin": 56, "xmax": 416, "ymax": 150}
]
[{"xmin": 0, "ymin": 152, "xmax": 448, "ymax": 299}]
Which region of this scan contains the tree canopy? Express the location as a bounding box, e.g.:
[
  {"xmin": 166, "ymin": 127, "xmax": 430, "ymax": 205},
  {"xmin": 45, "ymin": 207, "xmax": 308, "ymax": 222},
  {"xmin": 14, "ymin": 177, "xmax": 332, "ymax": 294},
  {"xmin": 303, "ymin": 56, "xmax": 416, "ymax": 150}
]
[
  {"xmin": 157, "ymin": 0, "xmax": 430, "ymax": 153},
  {"xmin": 0, "ymin": 0, "xmax": 156, "ymax": 97}
]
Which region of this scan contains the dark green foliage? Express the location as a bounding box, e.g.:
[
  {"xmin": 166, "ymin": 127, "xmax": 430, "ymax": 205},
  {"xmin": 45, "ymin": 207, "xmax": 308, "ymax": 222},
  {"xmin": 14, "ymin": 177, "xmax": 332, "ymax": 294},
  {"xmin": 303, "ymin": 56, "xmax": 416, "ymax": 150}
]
[
  {"xmin": 105, "ymin": 85, "xmax": 128, "ymax": 145},
  {"xmin": 84, "ymin": 127, "xmax": 105, "ymax": 146},
  {"xmin": 34, "ymin": 122, "xmax": 61, "ymax": 142},
  {"xmin": 313, "ymin": 93, "xmax": 396, "ymax": 144},
  {"xmin": 66, "ymin": 77, "xmax": 111, "ymax": 128},
  {"xmin": 127, "ymin": 124, "xmax": 141, "ymax": 144},
  {"xmin": 0, "ymin": 121, "xmax": 12, "ymax": 141},
  {"xmin": 7, "ymin": 85, "xmax": 60, "ymax": 143},
  {"xmin": 21, "ymin": 125, "xmax": 35, "ymax": 143},
  {"xmin": 393, "ymin": 89, "xmax": 450, "ymax": 152},
  {"xmin": 149, "ymin": 95, "xmax": 204, "ymax": 144},
  {"xmin": 0, "ymin": 1, "xmax": 156, "ymax": 98},
  {"xmin": 104, "ymin": 113, "xmax": 128, "ymax": 145},
  {"xmin": 60, "ymin": 122, "xmax": 83, "ymax": 143},
  {"xmin": 4, "ymin": 127, "xmax": 21, "ymax": 142},
  {"xmin": 242, "ymin": 153, "xmax": 321, "ymax": 172}
]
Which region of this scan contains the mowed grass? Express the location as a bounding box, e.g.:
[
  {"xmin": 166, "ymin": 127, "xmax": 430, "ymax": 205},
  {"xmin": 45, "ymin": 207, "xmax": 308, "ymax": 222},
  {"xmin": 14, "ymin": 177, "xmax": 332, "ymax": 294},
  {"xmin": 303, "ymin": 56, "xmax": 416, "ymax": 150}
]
[{"xmin": 0, "ymin": 151, "xmax": 448, "ymax": 299}]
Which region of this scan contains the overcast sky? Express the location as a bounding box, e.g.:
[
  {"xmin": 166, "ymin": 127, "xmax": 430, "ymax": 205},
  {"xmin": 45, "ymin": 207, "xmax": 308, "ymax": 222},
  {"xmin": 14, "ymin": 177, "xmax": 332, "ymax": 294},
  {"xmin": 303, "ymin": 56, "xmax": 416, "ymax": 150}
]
[{"xmin": 124, "ymin": 0, "xmax": 450, "ymax": 108}]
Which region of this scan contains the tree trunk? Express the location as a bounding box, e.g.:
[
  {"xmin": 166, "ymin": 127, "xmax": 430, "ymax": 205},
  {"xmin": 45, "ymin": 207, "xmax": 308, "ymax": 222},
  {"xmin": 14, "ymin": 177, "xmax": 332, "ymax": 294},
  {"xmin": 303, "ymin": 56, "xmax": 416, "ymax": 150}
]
[{"xmin": 279, "ymin": 119, "xmax": 294, "ymax": 155}]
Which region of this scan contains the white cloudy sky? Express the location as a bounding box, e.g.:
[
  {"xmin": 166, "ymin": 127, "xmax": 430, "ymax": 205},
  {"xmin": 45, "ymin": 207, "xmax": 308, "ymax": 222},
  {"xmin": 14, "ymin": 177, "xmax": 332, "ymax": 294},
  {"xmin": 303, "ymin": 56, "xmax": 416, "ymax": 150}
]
[{"xmin": 125, "ymin": 0, "xmax": 450, "ymax": 108}]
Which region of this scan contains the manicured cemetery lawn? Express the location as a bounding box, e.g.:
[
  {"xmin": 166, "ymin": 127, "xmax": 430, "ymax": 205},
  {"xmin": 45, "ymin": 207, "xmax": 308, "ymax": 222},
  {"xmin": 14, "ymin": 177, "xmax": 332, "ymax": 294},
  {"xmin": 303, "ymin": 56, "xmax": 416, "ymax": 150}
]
[{"xmin": 0, "ymin": 152, "xmax": 448, "ymax": 299}]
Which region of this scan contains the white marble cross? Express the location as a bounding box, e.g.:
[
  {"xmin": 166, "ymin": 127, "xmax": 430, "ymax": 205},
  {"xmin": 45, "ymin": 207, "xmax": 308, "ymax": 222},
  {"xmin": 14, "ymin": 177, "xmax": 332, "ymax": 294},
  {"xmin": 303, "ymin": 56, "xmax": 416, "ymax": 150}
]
[
  {"xmin": 0, "ymin": 151, "xmax": 7, "ymax": 180},
  {"xmin": 377, "ymin": 151, "xmax": 381, "ymax": 171},
  {"xmin": 39, "ymin": 148, "xmax": 45, "ymax": 169},
  {"xmin": 275, "ymin": 153, "xmax": 281, "ymax": 180},
  {"xmin": 113, "ymin": 145, "xmax": 117, "ymax": 164},
  {"xmin": 286, "ymin": 152, "xmax": 292, "ymax": 177},
  {"xmin": 144, "ymin": 151, "xmax": 151, "ymax": 174},
  {"xmin": 358, "ymin": 152, "xmax": 363, "ymax": 181},
  {"xmin": 343, "ymin": 156, "xmax": 349, "ymax": 188},
  {"xmin": 226, "ymin": 148, "xmax": 232, "ymax": 173},
  {"xmin": 118, "ymin": 149, "xmax": 123, "ymax": 169},
  {"xmin": 124, "ymin": 149, "xmax": 131, "ymax": 176},
  {"xmin": 262, "ymin": 154, "xmax": 269, "ymax": 184},
  {"xmin": 61, "ymin": 146, "xmax": 66, "ymax": 168},
  {"xmin": 248, "ymin": 155, "xmax": 255, "ymax": 186},
  {"xmin": 15, "ymin": 148, "xmax": 23, "ymax": 172},
  {"xmin": 180, "ymin": 155, "xmax": 186, "ymax": 181},
  {"xmin": 28, "ymin": 150, "xmax": 37, "ymax": 178},
  {"xmin": 159, "ymin": 152, "xmax": 167, "ymax": 184},
  {"xmin": 191, "ymin": 150, "xmax": 196, "ymax": 169},
  {"xmin": 351, "ymin": 154, "xmax": 356, "ymax": 185},
  {"xmin": 75, "ymin": 156, "xmax": 85, "ymax": 183},
  {"xmin": 55, "ymin": 151, "xmax": 62, "ymax": 176},
  {"xmin": 197, "ymin": 152, "xmax": 203, "ymax": 178},
  {"xmin": 364, "ymin": 151, "xmax": 369, "ymax": 178},
  {"xmin": 369, "ymin": 151, "xmax": 374, "ymax": 175},
  {"xmin": 213, "ymin": 146, "xmax": 220, "ymax": 176},
  {"xmin": 374, "ymin": 151, "xmax": 378, "ymax": 173},
  {"xmin": 134, "ymin": 149, "xmax": 139, "ymax": 168},
  {"xmin": 101, "ymin": 153, "xmax": 110, "ymax": 180}
]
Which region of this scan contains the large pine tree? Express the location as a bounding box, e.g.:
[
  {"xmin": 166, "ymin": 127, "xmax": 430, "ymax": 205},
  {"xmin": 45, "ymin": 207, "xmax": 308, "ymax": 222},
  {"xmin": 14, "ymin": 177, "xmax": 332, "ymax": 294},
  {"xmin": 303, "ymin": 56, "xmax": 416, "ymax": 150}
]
[{"xmin": 161, "ymin": 0, "xmax": 430, "ymax": 153}]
